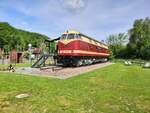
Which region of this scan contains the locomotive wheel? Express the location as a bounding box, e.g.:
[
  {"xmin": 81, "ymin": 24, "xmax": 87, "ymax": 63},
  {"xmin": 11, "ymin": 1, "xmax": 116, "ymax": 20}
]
[{"xmin": 75, "ymin": 60, "xmax": 83, "ymax": 67}]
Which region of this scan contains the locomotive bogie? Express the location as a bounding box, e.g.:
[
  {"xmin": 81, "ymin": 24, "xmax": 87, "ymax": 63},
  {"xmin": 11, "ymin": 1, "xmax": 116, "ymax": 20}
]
[{"xmin": 57, "ymin": 56, "xmax": 108, "ymax": 67}]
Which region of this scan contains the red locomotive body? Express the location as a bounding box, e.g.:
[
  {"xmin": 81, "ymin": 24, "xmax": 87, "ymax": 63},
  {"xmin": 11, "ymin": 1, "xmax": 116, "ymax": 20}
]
[{"xmin": 57, "ymin": 30, "xmax": 110, "ymax": 66}]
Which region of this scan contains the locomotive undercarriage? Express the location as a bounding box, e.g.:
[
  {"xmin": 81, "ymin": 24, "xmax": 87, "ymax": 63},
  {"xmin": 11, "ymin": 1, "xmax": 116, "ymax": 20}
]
[{"xmin": 57, "ymin": 56, "xmax": 108, "ymax": 67}]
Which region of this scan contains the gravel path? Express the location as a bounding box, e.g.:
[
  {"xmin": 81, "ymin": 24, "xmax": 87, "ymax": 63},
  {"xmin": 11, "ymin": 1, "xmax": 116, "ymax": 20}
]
[{"xmin": 15, "ymin": 62, "xmax": 114, "ymax": 79}]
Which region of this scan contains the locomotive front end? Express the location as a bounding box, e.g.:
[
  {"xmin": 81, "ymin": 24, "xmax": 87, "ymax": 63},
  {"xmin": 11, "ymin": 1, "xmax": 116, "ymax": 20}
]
[
  {"xmin": 57, "ymin": 30, "xmax": 81, "ymax": 56},
  {"xmin": 57, "ymin": 30, "xmax": 81, "ymax": 66}
]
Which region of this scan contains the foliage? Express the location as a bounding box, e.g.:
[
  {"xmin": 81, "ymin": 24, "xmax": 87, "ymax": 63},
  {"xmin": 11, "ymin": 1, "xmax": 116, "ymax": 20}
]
[
  {"xmin": 0, "ymin": 22, "xmax": 48, "ymax": 52},
  {"xmin": 106, "ymin": 33, "xmax": 128, "ymax": 58},
  {"xmin": 0, "ymin": 63, "xmax": 150, "ymax": 113},
  {"xmin": 23, "ymin": 51, "xmax": 30, "ymax": 59},
  {"xmin": 107, "ymin": 17, "xmax": 150, "ymax": 60},
  {"xmin": 127, "ymin": 17, "xmax": 150, "ymax": 60},
  {"xmin": 40, "ymin": 42, "xmax": 49, "ymax": 54},
  {"xmin": 108, "ymin": 49, "xmax": 114, "ymax": 60}
]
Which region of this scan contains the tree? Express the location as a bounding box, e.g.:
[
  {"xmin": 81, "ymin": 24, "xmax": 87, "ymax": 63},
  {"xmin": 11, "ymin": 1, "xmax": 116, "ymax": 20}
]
[
  {"xmin": 106, "ymin": 33, "xmax": 128, "ymax": 58},
  {"xmin": 0, "ymin": 22, "xmax": 48, "ymax": 53},
  {"xmin": 127, "ymin": 17, "xmax": 150, "ymax": 60}
]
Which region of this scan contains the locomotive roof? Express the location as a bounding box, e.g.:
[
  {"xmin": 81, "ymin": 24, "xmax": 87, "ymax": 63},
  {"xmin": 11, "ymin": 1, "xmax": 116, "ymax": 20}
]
[
  {"xmin": 80, "ymin": 33, "xmax": 108, "ymax": 46},
  {"xmin": 62, "ymin": 29, "xmax": 80, "ymax": 34},
  {"xmin": 62, "ymin": 29, "xmax": 108, "ymax": 47}
]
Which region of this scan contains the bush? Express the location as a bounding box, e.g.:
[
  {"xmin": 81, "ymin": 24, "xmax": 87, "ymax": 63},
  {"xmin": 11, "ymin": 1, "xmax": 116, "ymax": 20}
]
[
  {"xmin": 23, "ymin": 51, "xmax": 30, "ymax": 59},
  {"xmin": 140, "ymin": 45, "xmax": 150, "ymax": 60}
]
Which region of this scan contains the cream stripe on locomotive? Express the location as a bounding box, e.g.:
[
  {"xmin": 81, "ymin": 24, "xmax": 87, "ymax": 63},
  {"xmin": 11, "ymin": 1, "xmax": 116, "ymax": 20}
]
[
  {"xmin": 59, "ymin": 50, "xmax": 110, "ymax": 56},
  {"xmin": 81, "ymin": 36, "xmax": 108, "ymax": 49}
]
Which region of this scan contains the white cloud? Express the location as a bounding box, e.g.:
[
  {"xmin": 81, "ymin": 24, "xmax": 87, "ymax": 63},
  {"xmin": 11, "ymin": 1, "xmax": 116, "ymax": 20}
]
[
  {"xmin": 60, "ymin": 0, "xmax": 85, "ymax": 12},
  {"xmin": 63, "ymin": 0, "xmax": 85, "ymax": 9}
]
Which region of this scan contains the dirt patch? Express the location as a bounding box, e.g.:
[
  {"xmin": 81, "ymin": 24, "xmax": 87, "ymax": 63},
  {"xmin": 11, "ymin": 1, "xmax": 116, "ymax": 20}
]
[{"xmin": 14, "ymin": 62, "xmax": 114, "ymax": 79}]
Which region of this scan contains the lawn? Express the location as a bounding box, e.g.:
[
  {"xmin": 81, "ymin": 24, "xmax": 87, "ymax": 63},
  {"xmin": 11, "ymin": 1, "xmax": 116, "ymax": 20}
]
[
  {"xmin": 0, "ymin": 63, "xmax": 150, "ymax": 113},
  {"xmin": 0, "ymin": 61, "xmax": 32, "ymax": 68}
]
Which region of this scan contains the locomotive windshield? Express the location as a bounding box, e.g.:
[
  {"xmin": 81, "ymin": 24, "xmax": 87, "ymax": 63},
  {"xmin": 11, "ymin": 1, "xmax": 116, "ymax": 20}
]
[
  {"xmin": 61, "ymin": 34, "xmax": 67, "ymax": 39},
  {"xmin": 61, "ymin": 34, "xmax": 80, "ymax": 40},
  {"xmin": 67, "ymin": 34, "xmax": 74, "ymax": 39}
]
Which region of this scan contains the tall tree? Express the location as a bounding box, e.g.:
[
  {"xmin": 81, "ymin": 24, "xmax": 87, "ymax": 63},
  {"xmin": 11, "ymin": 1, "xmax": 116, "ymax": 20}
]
[
  {"xmin": 106, "ymin": 33, "xmax": 128, "ymax": 58},
  {"xmin": 127, "ymin": 17, "xmax": 150, "ymax": 60}
]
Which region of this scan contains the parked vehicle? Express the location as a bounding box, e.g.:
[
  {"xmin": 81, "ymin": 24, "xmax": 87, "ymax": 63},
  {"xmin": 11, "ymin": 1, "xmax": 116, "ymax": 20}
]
[{"xmin": 57, "ymin": 30, "xmax": 110, "ymax": 66}]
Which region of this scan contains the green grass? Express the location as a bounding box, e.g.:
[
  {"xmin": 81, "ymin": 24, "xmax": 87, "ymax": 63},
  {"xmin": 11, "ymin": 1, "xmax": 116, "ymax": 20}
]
[
  {"xmin": 113, "ymin": 58, "xmax": 150, "ymax": 63},
  {"xmin": 0, "ymin": 62, "xmax": 32, "ymax": 68},
  {"xmin": 0, "ymin": 63, "xmax": 150, "ymax": 113}
]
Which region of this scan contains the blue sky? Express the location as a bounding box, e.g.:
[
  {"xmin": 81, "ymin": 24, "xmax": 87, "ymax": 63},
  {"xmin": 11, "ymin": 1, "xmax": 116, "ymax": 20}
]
[{"xmin": 0, "ymin": 0, "xmax": 150, "ymax": 40}]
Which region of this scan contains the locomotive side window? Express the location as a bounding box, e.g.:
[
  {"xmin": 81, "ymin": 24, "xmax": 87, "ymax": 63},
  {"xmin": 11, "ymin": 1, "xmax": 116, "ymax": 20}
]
[{"xmin": 96, "ymin": 46, "xmax": 102, "ymax": 51}]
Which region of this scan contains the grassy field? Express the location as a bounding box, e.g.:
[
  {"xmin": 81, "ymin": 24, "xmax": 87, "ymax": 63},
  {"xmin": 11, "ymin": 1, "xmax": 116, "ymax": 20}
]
[
  {"xmin": 0, "ymin": 63, "xmax": 150, "ymax": 113},
  {"xmin": 0, "ymin": 62, "xmax": 31, "ymax": 68}
]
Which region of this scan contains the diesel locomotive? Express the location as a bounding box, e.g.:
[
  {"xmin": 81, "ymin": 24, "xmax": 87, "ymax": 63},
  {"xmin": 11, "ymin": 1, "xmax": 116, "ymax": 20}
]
[{"xmin": 57, "ymin": 30, "xmax": 110, "ymax": 66}]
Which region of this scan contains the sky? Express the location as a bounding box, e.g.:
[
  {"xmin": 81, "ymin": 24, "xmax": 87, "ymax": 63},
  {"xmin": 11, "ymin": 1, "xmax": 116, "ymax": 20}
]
[{"xmin": 0, "ymin": 0, "xmax": 150, "ymax": 41}]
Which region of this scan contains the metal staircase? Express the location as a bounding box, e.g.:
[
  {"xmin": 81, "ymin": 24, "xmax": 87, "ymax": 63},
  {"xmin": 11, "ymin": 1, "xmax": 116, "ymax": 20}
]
[
  {"xmin": 32, "ymin": 38, "xmax": 60, "ymax": 68},
  {"xmin": 31, "ymin": 54, "xmax": 50, "ymax": 68}
]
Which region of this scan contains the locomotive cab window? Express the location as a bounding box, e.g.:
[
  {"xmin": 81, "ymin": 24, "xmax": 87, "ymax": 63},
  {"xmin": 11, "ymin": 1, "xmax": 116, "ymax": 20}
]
[
  {"xmin": 75, "ymin": 34, "xmax": 81, "ymax": 39},
  {"xmin": 67, "ymin": 34, "xmax": 75, "ymax": 39},
  {"xmin": 61, "ymin": 34, "xmax": 81, "ymax": 40},
  {"xmin": 61, "ymin": 34, "xmax": 67, "ymax": 39}
]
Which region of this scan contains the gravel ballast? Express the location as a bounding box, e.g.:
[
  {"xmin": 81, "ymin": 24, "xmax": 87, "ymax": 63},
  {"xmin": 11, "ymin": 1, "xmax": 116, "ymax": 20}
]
[{"xmin": 15, "ymin": 62, "xmax": 114, "ymax": 79}]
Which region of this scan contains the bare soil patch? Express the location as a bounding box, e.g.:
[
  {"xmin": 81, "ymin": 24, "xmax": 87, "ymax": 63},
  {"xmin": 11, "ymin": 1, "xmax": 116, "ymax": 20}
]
[{"xmin": 14, "ymin": 62, "xmax": 113, "ymax": 79}]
